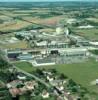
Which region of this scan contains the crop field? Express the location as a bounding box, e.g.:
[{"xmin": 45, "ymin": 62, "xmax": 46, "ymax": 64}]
[
  {"xmin": 0, "ymin": 7, "xmax": 67, "ymax": 32},
  {"xmin": 0, "ymin": 33, "xmax": 14, "ymax": 39},
  {"xmin": 22, "ymin": 15, "xmax": 65, "ymax": 25},
  {"xmin": 0, "ymin": 20, "xmax": 32, "ymax": 32}
]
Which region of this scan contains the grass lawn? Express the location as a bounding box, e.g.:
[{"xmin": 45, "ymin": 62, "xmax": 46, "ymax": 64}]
[
  {"xmin": 14, "ymin": 60, "xmax": 98, "ymax": 95},
  {"xmin": 0, "ymin": 33, "xmax": 29, "ymax": 49},
  {"xmin": 86, "ymin": 18, "xmax": 98, "ymax": 23},
  {"xmin": 0, "ymin": 41, "xmax": 28, "ymax": 49},
  {"xmin": 13, "ymin": 61, "xmax": 35, "ymax": 73},
  {"xmin": 73, "ymin": 28, "xmax": 98, "ymax": 40},
  {"xmin": 5, "ymin": 41, "xmax": 28, "ymax": 49}
]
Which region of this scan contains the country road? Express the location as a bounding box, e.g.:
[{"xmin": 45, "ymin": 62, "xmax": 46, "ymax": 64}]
[{"xmin": 13, "ymin": 66, "xmax": 51, "ymax": 88}]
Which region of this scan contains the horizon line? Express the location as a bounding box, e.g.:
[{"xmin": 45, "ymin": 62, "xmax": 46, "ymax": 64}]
[{"xmin": 0, "ymin": 0, "xmax": 98, "ymax": 3}]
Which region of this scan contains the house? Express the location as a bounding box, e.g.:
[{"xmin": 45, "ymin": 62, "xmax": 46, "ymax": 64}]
[
  {"xmin": 7, "ymin": 80, "xmax": 23, "ymax": 89},
  {"xmin": 50, "ymin": 80, "xmax": 66, "ymax": 86},
  {"xmin": 96, "ymin": 79, "xmax": 98, "ymax": 85},
  {"xmin": 8, "ymin": 80, "xmax": 38, "ymax": 97},
  {"xmin": 47, "ymin": 75, "xmax": 54, "ymax": 82},
  {"xmin": 17, "ymin": 74, "xmax": 26, "ymax": 80},
  {"xmin": 43, "ymin": 71, "xmax": 52, "ymax": 76},
  {"xmin": 24, "ymin": 81, "xmax": 38, "ymax": 90},
  {"xmin": 41, "ymin": 90, "xmax": 49, "ymax": 99},
  {"xmin": 56, "ymin": 85, "xmax": 64, "ymax": 91},
  {"xmin": 9, "ymin": 88, "xmax": 22, "ymax": 97}
]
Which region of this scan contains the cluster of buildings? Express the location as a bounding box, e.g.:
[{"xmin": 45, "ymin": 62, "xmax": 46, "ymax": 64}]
[
  {"xmin": 2, "ymin": 25, "xmax": 97, "ymax": 100},
  {"xmin": 6, "ymin": 70, "xmax": 50, "ymax": 99},
  {"xmin": 5, "ymin": 64, "xmax": 74, "ymax": 100},
  {"xmin": 7, "ymin": 47, "xmax": 89, "ymax": 66},
  {"xmin": 7, "ymin": 80, "xmax": 38, "ymax": 97},
  {"xmin": 36, "ymin": 69, "xmax": 74, "ymax": 100},
  {"xmin": 7, "ymin": 26, "xmax": 96, "ymax": 66}
]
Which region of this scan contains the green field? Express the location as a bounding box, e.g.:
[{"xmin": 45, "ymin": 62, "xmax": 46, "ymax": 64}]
[
  {"xmin": 14, "ymin": 61, "xmax": 34, "ymax": 73},
  {"xmin": 14, "ymin": 60, "xmax": 98, "ymax": 96},
  {"xmin": 73, "ymin": 28, "xmax": 98, "ymax": 40}
]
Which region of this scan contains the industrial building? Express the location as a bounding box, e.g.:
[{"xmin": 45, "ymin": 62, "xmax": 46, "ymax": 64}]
[
  {"xmin": 17, "ymin": 54, "xmax": 33, "ymax": 61},
  {"xmin": 6, "ymin": 25, "xmax": 92, "ymax": 66},
  {"xmin": 31, "ymin": 58, "xmax": 55, "ymax": 66}
]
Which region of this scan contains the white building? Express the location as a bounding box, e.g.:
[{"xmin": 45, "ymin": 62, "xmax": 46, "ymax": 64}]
[
  {"xmin": 31, "ymin": 59, "xmax": 55, "ymax": 67},
  {"xmin": 78, "ymin": 25, "xmax": 94, "ymax": 29},
  {"xmin": 42, "ymin": 90, "xmax": 49, "ymax": 99},
  {"xmin": 36, "ymin": 41, "xmax": 47, "ymax": 47},
  {"xmin": 89, "ymin": 42, "xmax": 98, "ymax": 47}
]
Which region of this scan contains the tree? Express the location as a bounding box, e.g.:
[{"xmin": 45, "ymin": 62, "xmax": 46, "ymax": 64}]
[
  {"xmin": 24, "ymin": 91, "xmax": 32, "ymax": 100},
  {"xmin": 59, "ymin": 73, "xmax": 68, "ymax": 80},
  {"xmin": 36, "ymin": 69, "xmax": 44, "ymax": 76},
  {"xmin": 0, "ymin": 50, "xmax": 11, "ymax": 72},
  {"xmin": 15, "ymin": 34, "xmax": 24, "ymax": 40},
  {"xmin": 69, "ymin": 40, "xmax": 76, "ymax": 46},
  {"xmin": 0, "ymin": 57, "xmax": 10, "ymax": 72},
  {"xmin": 50, "ymin": 69, "xmax": 57, "ymax": 74},
  {"xmin": 68, "ymin": 79, "xmax": 77, "ymax": 87},
  {"xmin": 71, "ymin": 86, "xmax": 78, "ymax": 93}
]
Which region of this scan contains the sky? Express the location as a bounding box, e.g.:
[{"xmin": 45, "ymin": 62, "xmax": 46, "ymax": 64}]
[{"xmin": 0, "ymin": 0, "xmax": 97, "ymax": 2}]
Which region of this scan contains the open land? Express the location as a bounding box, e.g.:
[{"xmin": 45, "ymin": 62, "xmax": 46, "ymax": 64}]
[
  {"xmin": 1, "ymin": 1, "xmax": 98, "ymax": 100},
  {"xmin": 13, "ymin": 59, "xmax": 98, "ymax": 95}
]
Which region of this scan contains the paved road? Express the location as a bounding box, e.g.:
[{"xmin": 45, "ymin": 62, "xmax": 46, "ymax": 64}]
[
  {"xmin": 7, "ymin": 46, "xmax": 98, "ymax": 54},
  {"xmin": 1, "ymin": 49, "xmax": 51, "ymax": 88},
  {"xmin": 13, "ymin": 66, "xmax": 51, "ymax": 88}
]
